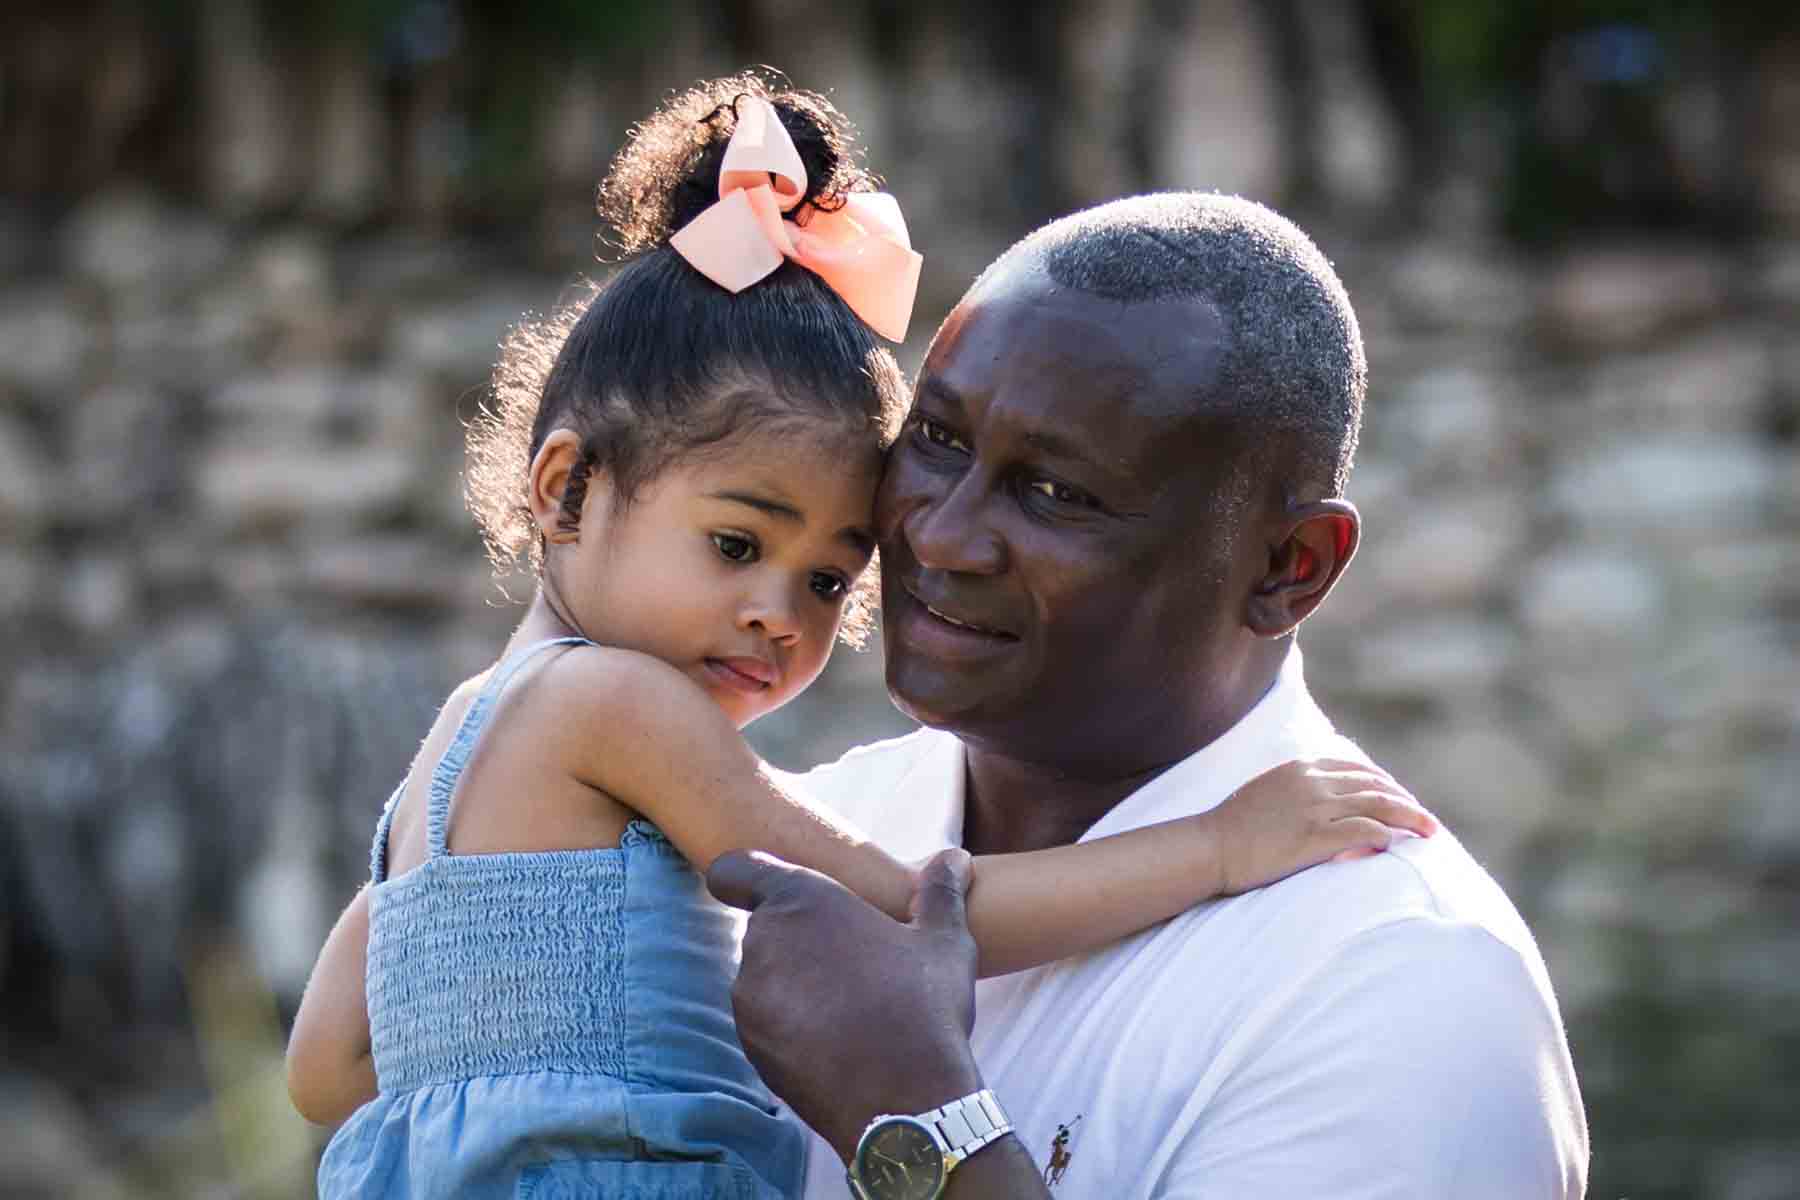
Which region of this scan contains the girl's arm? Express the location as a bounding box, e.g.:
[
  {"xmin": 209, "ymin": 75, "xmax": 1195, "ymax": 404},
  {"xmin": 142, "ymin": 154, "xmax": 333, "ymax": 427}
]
[
  {"xmin": 957, "ymin": 757, "xmax": 1435, "ymax": 975},
  {"xmin": 562, "ymin": 650, "xmax": 1435, "ymax": 977},
  {"xmin": 286, "ymin": 886, "xmax": 377, "ymax": 1126}
]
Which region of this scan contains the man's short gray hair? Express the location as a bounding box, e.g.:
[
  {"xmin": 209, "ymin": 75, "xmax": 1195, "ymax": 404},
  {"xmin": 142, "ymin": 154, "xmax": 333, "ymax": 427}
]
[{"xmin": 996, "ymin": 193, "xmax": 1365, "ymax": 498}]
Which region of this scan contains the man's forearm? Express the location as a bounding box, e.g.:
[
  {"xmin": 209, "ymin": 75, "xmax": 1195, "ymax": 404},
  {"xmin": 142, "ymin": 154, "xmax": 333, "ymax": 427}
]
[{"xmin": 709, "ymin": 848, "xmax": 1050, "ymax": 1196}]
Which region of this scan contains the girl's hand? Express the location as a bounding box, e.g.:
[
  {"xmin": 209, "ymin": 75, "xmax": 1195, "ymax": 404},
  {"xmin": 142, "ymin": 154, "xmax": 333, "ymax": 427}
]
[{"xmin": 1205, "ymin": 758, "xmax": 1439, "ymax": 896}]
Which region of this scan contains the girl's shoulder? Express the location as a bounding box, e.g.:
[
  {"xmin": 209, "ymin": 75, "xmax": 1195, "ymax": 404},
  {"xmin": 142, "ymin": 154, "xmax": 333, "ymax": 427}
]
[
  {"xmin": 545, "ymin": 643, "xmax": 716, "ymax": 711},
  {"xmin": 534, "ymin": 643, "xmax": 739, "ymax": 761},
  {"xmin": 452, "ymin": 641, "xmax": 707, "ymax": 733}
]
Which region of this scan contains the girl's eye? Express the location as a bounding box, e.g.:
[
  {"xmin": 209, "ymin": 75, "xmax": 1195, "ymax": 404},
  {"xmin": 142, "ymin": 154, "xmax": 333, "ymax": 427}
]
[
  {"xmin": 712, "ymin": 533, "xmax": 758, "ymax": 563},
  {"xmin": 810, "ymin": 571, "xmax": 848, "ymax": 601},
  {"xmin": 918, "ymin": 417, "xmax": 970, "ymax": 453},
  {"xmin": 1029, "ymin": 478, "xmax": 1097, "ymax": 508}
]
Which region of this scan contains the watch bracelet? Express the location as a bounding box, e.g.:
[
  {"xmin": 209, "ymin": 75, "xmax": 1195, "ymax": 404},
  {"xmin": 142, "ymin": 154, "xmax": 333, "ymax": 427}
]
[{"xmin": 919, "ymin": 1088, "xmax": 1013, "ymax": 1163}]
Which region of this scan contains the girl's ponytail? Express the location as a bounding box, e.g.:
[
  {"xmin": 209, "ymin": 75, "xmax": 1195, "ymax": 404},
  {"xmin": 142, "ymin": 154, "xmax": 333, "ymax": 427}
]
[{"xmin": 599, "ymin": 72, "xmax": 880, "ymax": 256}]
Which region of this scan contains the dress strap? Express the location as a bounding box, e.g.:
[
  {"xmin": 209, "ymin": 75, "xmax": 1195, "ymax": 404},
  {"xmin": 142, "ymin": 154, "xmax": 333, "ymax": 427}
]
[
  {"xmin": 425, "ymin": 636, "xmax": 594, "ymax": 861},
  {"xmin": 369, "ymin": 782, "xmax": 404, "ymax": 884}
]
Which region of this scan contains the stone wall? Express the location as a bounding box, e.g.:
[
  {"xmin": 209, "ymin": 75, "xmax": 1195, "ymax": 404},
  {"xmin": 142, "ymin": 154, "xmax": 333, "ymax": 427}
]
[{"xmin": 2, "ymin": 5, "xmax": 1797, "ymax": 1198}]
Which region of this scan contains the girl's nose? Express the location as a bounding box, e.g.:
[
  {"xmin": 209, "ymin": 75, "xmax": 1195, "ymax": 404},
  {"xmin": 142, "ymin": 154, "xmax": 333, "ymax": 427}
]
[{"xmin": 739, "ymin": 586, "xmax": 802, "ymax": 646}]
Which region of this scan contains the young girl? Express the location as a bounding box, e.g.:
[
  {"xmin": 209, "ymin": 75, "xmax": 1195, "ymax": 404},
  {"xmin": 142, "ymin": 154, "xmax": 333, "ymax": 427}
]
[{"xmin": 287, "ymin": 74, "xmax": 1435, "ymax": 1199}]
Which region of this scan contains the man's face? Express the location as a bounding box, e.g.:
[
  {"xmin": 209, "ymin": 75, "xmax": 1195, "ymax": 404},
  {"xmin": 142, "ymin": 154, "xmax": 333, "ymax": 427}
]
[{"xmin": 876, "ymin": 265, "xmax": 1268, "ymax": 771}]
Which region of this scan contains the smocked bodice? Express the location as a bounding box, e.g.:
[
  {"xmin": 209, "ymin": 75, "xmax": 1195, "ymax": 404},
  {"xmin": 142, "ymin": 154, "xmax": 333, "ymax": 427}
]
[{"xmin": 321, "ymin": 637, "xmax": 803, "ymax": 1199}]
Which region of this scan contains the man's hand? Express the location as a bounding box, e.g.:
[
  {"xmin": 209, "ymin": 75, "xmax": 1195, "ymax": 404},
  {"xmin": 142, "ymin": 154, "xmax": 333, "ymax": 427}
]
[{"xmin": 707, "ymin": 847, "xmax": 984, "ymax": 1162}]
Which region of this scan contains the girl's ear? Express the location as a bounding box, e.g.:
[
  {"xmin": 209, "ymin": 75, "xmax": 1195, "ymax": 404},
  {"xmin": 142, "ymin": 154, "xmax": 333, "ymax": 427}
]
[
  {"xmin": 528, "ymin": 429, "xmax": 593, "ymax": 544},
  {"xmin": 1246, "ymin": 499, "xmax": 1360, "ymax": 638}
]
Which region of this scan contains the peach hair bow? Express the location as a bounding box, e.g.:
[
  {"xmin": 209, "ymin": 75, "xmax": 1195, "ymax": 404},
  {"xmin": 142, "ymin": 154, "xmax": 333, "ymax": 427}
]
[{"xmin": 668, "ymin": 96, "xmax": 923, "ymax": 343}]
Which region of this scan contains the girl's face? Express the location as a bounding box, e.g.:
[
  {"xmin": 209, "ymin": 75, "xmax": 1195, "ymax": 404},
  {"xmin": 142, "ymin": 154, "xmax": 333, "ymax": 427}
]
[{"xmin": 541, "ymin": 427, "xmax": 883, "ymax": 729}]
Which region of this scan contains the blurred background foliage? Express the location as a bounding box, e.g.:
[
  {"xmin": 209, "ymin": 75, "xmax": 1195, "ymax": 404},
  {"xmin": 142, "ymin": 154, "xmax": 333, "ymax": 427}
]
[{"xmin": 1, "ymin": 2, "xmax": 1798, "ymax": 1198}]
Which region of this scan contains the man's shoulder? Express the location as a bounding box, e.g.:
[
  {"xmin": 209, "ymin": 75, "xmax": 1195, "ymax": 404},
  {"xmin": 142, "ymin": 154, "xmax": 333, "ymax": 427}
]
[
  {"xmin": 1241, "ymin": 825, "xmax": 1542, "ymax": 968},
  {"xmin": 1083, "ymin": 820, "xmax": 1547, "ymax": 1022},
  {"xmin": 1001, "ymin": 827, "xmax": 1570, "ymax": 1104}
]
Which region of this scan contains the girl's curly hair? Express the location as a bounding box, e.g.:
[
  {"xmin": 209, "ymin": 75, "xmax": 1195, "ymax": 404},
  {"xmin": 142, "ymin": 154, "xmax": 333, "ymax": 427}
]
[{"xmin": 464, "ymin": 72, "xmax": 907, "ymax": 645}]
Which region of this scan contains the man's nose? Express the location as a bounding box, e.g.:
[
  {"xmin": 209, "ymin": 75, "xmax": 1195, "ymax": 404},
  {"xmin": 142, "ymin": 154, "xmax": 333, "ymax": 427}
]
[{"xmin": 903, "ymin": 471, "xmax": 1005, "ymax": 575}]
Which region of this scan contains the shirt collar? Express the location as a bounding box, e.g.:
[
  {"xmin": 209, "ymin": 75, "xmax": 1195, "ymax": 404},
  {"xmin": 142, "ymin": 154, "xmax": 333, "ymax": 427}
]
[
  {"xmin": 1077, "ymin": 644, "xmax": 1334, "ymax": 843},
  {"xmin": 919, "ymin": 645, "xmax": 1336, "ymax": 852}
]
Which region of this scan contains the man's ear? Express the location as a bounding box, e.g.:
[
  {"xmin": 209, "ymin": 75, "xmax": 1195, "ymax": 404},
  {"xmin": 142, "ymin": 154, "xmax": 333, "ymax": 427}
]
[
  {"xmin": 1246, "ymin": 499, "xmax": 1360, "ymax": 638},
  {"xmin": 528, "ymin": 429, "xmax": 591, "ymax": 544}
]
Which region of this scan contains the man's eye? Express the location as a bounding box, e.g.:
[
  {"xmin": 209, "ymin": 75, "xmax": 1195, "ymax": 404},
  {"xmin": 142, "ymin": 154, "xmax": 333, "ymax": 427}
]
[
  {"xmin": 712, "ymin": 533, "xmax": 758, "ymax": 562},
  {"xmin": 810, "ymin": 571, "xmax": 848, "ymax": 600},
  {"xmin": 918, "ymin": 417, "xmax": 969, "ymax": 453},
  {"xmin": 1030, "ymin": 478, "xmax": 1095, "ymax": 507}
]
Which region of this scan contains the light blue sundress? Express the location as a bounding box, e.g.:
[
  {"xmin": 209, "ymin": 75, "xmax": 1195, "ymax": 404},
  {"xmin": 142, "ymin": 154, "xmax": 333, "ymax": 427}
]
[{"xmin": 317, "ymin": 637, "xmax": 807, "ymax": 1198}]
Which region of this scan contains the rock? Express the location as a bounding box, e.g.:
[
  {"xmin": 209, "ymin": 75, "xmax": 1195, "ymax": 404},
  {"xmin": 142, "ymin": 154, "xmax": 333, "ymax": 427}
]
[
  {"xmin": 1711, "ymin": 1145, "xmax": 1800, "ymax": 1200},
  {"xmin": 294, "ymin": 535, "xmax": 488, "ymax": 612},
  {"xmin": 62, "ymin": 188, "xmax": 231, "ymax": 296},
  {"xmin": 1062, "ymin": 0, "xmax": 1151, "ymax": 204},
  {"xmin": 1753, "ymin": 239, "xmax": 1800, "ymax": 308},
  {"xmin": 1682, "ymin": 538, "xmax": 1800, "ymax": 610},
  {"xmin": 1547, "ymin": 435, "xmax": 1779, "ymax": 536},
  {"xmin": 1154, "ymin": 0, "xmax": 1285, "ymax": 200},
  {"xmin": 1733, "ymin": 736, "xmax": 1800, "ymax": 858},
  {"xmin": 1585, "ymin": 334, "xmax": 1774, "ymax": 433},
  {"xmin": 346, "ymin": 232, "xmax": 483, "ymax": 297},
  {"xmin": 249, "ymin": 230, "xmax": 334, "ymax": 321},
  {"xmin": 1380, "ymin": 365, "xmax": 1522, "ymax": 479},
  {"xmin": 1340, "ymin": 458, "xmax": 1411, "ymax": 521},
  {"xmin": 0, "ymin": 1073, "xmax": 128, "ymax": 1198},
  {"xmin": 1386, "ymin": 242, "xmax": 1535, "ymax": 334},
  {"xmin": 66, "ymin": 384, "xmax": 179, "ymax": 524},
  {"xmin": 210, "ymin": 368, "xmax": 340, "ymax": 427},
  {"xmin": 0, "ymin": 413, "xmax": 52, "ymax": 535},
  {"xmin": 1541, "ymin": 246, "xmax": 1730, "ymax": 347},
  {"xmin": 1751, "ymin": 41, "xmax": 1800, "ymax": 232},
  {"xmin": 0, "ymin": 206, "xmax": 37, "ymax": 279},
  {"xmin": 113, "ymin": 291, "xmax": 256, "ymax": 390},
  {"xmin": 1519, "ymin": 664, "xmax": 1651, "ymax": 754},
  {"xmin": 539, "ymin": 66, "xmax": 613, "ymax": 205},
  {"xmin": 390, "ymin": 286, "xmax": 555, "ymax": 383},
  {"xmin": 1649, "ymin": 622, "xmax": 1796, "ymax": 733},
  {"xmin": 239, "ymin": 798, "xmax": 332, "ymax": 998},
  {"xmin": 0, "ymin": 549, "xmax": 41, "ymax": 621},
  {"xmin": 210, "ymin": 367, "xmax": 429, "ymax": 443},
  {"xmin": 1516, "ymin": 548, "xmax": 1666, "ymax": 643},
  {"xmin": 0, "ymin": 288, "xmax": 96, "ymax": 397},
  {"xmin": 1349, "ymin": 616, "xmax": 1518, "ymax": 701},
  {"xmin": 1541, "ymin": 860, "xmax": 1644, "ymax": 927},
  {"xmin": 63, "ymin": 553, "xmax": 138, "ymax": 636},
  {"xmin": 1355, "ymin": 492, "xmax": 1531, "ymax": 607},
  {"xmin": 103, "ymin": 800, "xmax": 188, "ymax": 1006},
  {"xmin": 1535, "ymin": 924, "xmax": 1624, "ymax": 1021},
  {"xmin": 194, "ymin": 438, "xmax": 420, "ymax": 532},
  {"xmin": 1597, "ymin": 754, "xmax": 1750, "ymax": 851},
  {"xmin": 138, "ymin": 534, "xmax": 215, "ymax": 595},
  {"xmin": 1552, "ymin": 863, "xmax": 1754, "ymax": 943},
  {"xmin": 307, "ymin": 45, "xmax": 383, "ymax": 222},
  {"xmin": 1297, "ymin": 2, "xmax": 1404, "ymax": 213},
  {"xmin": 199, "ymin": 0, "xmax": 294, "ymax": 214}
]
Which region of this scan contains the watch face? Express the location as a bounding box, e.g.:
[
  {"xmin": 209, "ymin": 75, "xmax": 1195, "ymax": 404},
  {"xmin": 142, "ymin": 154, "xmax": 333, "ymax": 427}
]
[{"xmin": 853, "ymin": 1117, "xmax": 946, "ymax": 1200}]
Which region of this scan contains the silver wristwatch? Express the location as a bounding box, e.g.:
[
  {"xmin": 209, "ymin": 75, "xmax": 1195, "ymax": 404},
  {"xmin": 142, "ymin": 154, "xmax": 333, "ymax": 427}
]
[{"xmin": 847, "ymin": 1088, "xmax": 1013, "ymax": 1200}]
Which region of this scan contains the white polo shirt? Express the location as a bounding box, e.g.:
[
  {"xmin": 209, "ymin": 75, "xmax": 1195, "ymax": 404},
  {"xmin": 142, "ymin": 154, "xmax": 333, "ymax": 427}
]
[{"xmin": 795, "ymin": 648, "xmax": 1588, "ymax": 1198}]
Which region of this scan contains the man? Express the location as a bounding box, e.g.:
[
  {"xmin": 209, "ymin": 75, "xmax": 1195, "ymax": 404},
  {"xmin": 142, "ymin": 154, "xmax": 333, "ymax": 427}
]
[{"xmin": 709, "ymin": 193, "xmax": 1589, "ymax": 1198}]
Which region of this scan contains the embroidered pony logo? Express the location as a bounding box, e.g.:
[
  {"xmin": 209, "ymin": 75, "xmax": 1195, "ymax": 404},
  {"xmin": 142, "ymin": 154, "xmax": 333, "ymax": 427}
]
[{"xmin": 1043, "ymin": 1115, "xmax": 1083, "ymax": 1187}]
